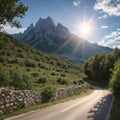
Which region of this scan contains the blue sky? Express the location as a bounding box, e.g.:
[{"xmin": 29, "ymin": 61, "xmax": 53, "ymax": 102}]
[{"xmin": 5, "ymin": 0, "xmax": 120, "ymax": 48}]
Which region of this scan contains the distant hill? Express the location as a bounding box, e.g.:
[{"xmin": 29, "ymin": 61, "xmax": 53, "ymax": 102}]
[
  {"xmin": 0, "ymin": 33, "xmax": 85, "ymax": 91},
  {"xmin": 12, "ymin": 16, "xmax": 112, "ymax": 63}
]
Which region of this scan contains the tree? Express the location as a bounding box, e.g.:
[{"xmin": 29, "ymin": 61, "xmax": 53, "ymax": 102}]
[
  {"xmin": 83, "ymin": 49, "xmax": 120, "ymax": 84},
  {"xmin": 0, "ymin": 0, "xmax": 28, "ymax": 30},
  {"xmin": 109, "ymin": 60, "xmax": 120, "ymax": 94},
  {"xmin": 9, "ymin": 69, "xmax": 32, "ymax": 90},
  {"xmin": 0, "ymin": 67, "xmax": 9, "ymax": 87}
]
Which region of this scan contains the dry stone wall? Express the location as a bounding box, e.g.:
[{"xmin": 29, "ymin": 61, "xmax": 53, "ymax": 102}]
[
  {"xmin": 0, "ymin": 85, "xmax": 90, "ymax": 114},
  {"xmin": 55, "ymin": 85, "xmax": 89, "ymax": 99},
  {"xmin": 0, "ymin": 88, "xmax": 41, "ymax": 114}
]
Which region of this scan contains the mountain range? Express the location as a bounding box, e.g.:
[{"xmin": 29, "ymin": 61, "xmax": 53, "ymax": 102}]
[{"xmin": 12, "ymin": 16, "xmax": 112, "ymax": 63}]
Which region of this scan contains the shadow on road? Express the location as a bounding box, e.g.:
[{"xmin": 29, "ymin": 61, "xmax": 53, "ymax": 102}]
[{"xmin": 87, "ymin": 94, "xmax": 113, "ymax": 120}]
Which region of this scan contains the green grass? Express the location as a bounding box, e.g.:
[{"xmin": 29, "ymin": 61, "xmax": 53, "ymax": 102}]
[
  {"xmin": 110, "ymin": 95, "xmax": 120, "ymax": 120},
  {"xmin": 0, "ymin": 89, "xmax": 92, "ymax": 120},
  {"xmin": 0, "ymin": 33, "xmax": 86, "ymax": 91}
]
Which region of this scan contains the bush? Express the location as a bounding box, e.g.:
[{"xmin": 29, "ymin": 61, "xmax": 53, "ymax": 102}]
[
  {"xmin": 61, "ymin": 74, "xmax": 66, "ymax": 77},
  {"xmin": 0, "ymin": 67, "xmax": 9, "ymax": 87},
  {"xmin": 24, "ymin": 61, "xmax": 36, "ymax": 67},
  {"xmin": 73, "ymin": 81, "xmax": 77, "ymax": 85},
  {"xmin": 31, "ymin": 72, "xmax": 39, "ymax": 77},
  {"xmin": 38, "ymin": 77, "xmax": 47, "ymax": 83},
  {"xmin": 51, "ymin": 72, "xmax": 56, "ymax": 76},
  {"xmin": 78, "ymin": 79, "xmax": 85, "ymax": 84},
  {"xmin": 16, "ymin": 53, "xmax": 24, "ymax": 58},
  {"xmin": 49, "ymin": 61, "xmax": 54, "ymax": 65},
  {"xmin": 9, "ymin": 70, "xmax": 33, "ymax": 90},
  {"xmin": 57, "ymin": 78, "xmax": 68, "ymax": 85},
  {"xmin": 21, "ymin": 74, "xmax": 33, "ymax": 90},
  {"xmin": 41, "ymin": 87, "xmax": 56, "ymax": 103},
  {"xmin": 109, "ymin": 60, "xmax": 120, "ymax": 94},
  {"xmin": 0, "ymin": 56, "xmax": 5, "ymax": 62}
]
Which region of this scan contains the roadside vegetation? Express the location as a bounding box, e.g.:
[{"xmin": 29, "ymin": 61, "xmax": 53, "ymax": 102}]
[
  {"xmin": 109, "ymin": 60, "xmax": 120, "ymax": 120},
  {"xmin": 83, "ymin": 48, "xmax": 120, "ymax": 119}
]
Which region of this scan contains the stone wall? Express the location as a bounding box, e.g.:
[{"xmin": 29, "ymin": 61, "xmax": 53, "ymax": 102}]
[
  {"xmin": 0, "ymin": 88, "xmax": 41, "ymax": 114},
  {"xmin": 0, "ymin": 84, "xmax": 90, "ymax": 114},
  {"xmin": 55, "ymin": 85, "xmax": 89, "ymax": 99}
]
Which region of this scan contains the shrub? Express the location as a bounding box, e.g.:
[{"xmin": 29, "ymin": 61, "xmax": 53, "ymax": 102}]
[
  {"xmin": 24, "ymin": 61, "xmax": 36, "ymax": 67},
  {"xmin": 31, "ymin": 72, "xmax": 39, "ymax": 77},
  {"xmin": 0, "ymin": 56, "xmax": 5, "ymax": 62},
  {"xmin": 61, "ymin": 74, "xmax": 66, "ymax": 77},
  {"xmin": 57, "ymin": 78, "xmax": 68, "ymax": 85},
  {"xmin": 38, "ymin": 64, "xmax": 45, "ymax": 69},
  {"xmin": 34, "ymin": 57, "xmax": 40, "ymax": 61},
  {"xmin": 109, "ymin": 60, "xmax": 120, "ymax": 94},
  {"xmin": 21, "ymin": 74, "xmax": 33, "ymax": 90},
  {"xmin": 51, "ymin": 72, "xmax": 56, "ymax": 76},
  {"xmin": 0, "ymin": 67, "xmax": 9, "ymax": 87},
  {"xmin": 73, "ymin": 81, "xmax": 77, "ymax": 85},
  {"xmin": 26, "ymin": 68, "xmax": 30, "ymax": 72},
  {"xmin": 49, "ymin": 61, "xmax": 54, "ymax": 65},
  {"xmin": 16, "ymin": 53, "xmax": 24, "ymax": 58},
  {"xmin": 56, "ymin": 69, "xmax": 62, "ymax": 72},
  {"xmin": 41, "ymin": 87, "xmax": 56, "ymax": 103},
  {"xmin": 38, "ymin": 77, "xmax": 47, "ymax": 83},
  {"xmin": 78, "ymin": 79, "xmax": 85, "ymax": 84},
  {"xmin": 17, "ymin": 48, "xmax": 22, "ymax": 52},
  {"xmin": 9, "ymin": 70, "xmax": 33, "ymax": 90}
]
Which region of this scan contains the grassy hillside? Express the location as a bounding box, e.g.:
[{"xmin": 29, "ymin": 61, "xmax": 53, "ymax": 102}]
[{"xmin": 0, "ymin": 33, "xmax": 85, "ymax": 91}]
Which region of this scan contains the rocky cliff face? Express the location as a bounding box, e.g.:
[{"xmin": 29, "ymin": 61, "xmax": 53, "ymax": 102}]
[
  {"xmin": 12, "ymin": 16, "xmax": 112, "ymax": 63},
  {"xmin": 13, "ymin": 16, "xmax": 71, "ymax": 46}
]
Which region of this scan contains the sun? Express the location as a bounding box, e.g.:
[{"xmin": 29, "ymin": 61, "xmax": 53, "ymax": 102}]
[{"xmin": 80, "ymin": 23, "xmax": 91, "ymax": 35}]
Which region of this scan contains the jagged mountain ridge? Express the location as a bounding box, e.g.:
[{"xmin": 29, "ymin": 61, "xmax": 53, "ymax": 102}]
[{"xmin": 12, "ymin": 16, "xmax": 112, "ymax": 63}]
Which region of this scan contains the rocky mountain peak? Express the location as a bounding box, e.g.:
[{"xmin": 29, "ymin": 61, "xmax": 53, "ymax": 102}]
[
  {"xmin": 11, "ymin": 16, "xmax": 112, "ymax": 63},
  {"xmin": 35, "ymin": 16, "xmax": 55, "ymax": 34},
  {"xmin": 56, "ymin": 23, "xmax": 71, "ymax": 40},
  {"xmin": 28, "ymin": 23, "xmax": 34, "ymax": 30}
]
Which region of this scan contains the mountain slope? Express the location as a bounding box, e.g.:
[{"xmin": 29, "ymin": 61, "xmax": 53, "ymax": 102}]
[
  {"xmin": 12, "ymin": 16, "xmax": 112, "ymax": 63},
  {"xmin": 0, "ymin": 33, "xmax": 85, "ymax": 91}
]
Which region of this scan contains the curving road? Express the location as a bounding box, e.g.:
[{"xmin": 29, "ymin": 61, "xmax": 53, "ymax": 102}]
[{"xmin": 6, "ymin": 88, "xmax": 114, "ymax": 120}]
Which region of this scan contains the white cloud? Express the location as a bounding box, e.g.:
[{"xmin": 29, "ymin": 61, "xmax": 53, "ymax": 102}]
[
  {"xmin": 117, "ymin": 28, "xmax": 120, "ymax": 31},
  {"xmin": 99, "ymin": 29, "xmax": 120, "ymax": 48},
  {"xmin": 101, "ymin": 25, "xmax": 109, "ymax": 29},
  {"xmin": 4, "ymin": 26, "xmax": 26, "ymax": 34},
  {"xmin": 73, "ymin": 0, "xmax": 81, "ymax": 7},
  {"xmin": 98, "ymin": 14, "xmax": 108, "ymax": 19},
  {"xmin": 94, "ymin": 0, "xmax": 120, "ymax": 18}
]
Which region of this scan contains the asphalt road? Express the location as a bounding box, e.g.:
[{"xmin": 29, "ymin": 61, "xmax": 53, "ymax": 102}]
[{"xmin": 6, "ymin": 88, "xmax": 114, "ymax": 120}]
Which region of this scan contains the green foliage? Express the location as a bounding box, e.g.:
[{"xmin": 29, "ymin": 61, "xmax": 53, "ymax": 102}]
[
  {"xmin": 0, "ymin": 67, "xmax": 9, "ymax": 87},
  {"xmin": 9, "ymin": 69, "xmax": 33, "ymax": 90},
  {"xmin": 21, "ymin": 74, "xmax": 33, "ymax": 90},
  {"xmin": 24, "ymin": 61, "xmax": 36, "ymax": 67},
  {"xmin": 41, "ymin": 87, "xmax": 56, "ymax": 103},
  {"xmin": 0, "ymin": 67, "xmax": 32, "ymax": 90},
  {"xmin": 57, "ymin": 78, "xmax": 68, "ymax": 85},
  {"xmin": 109, "ymin": 60, "xmax": 120, "ymax": 94},
  {"xmin": 10, "ymin": 70, "xmax": 21, "ymax": 90},
  {"xmin": 0, "ymin": 34, "xmax": 85, "ymax": 91},
  {"xmin": 83, "ymin": 48, "xmax": 120, "ymax": 84},
  {"xmin": 61, "ymin": 74, "xmax": 66, "ymax": 77},
  {"xmin": 73, "ymin": 80, "xmax": 77, "ymax": 85},
  {"xmin": 0, "ymin": 0, "xmax": 28, "ymax": 30},
  {"xmin": 38, "ymin": 77, "xmax": 47, "ymax": 83},
  {"xmin": 31, "ymin": 72, "xmax": 39, "ymax": 77}
]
